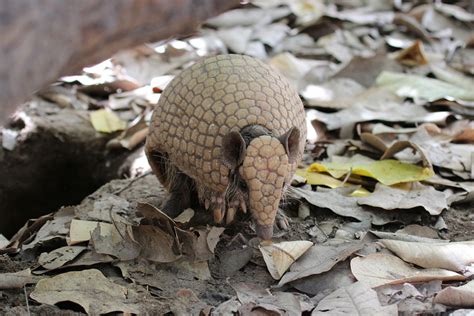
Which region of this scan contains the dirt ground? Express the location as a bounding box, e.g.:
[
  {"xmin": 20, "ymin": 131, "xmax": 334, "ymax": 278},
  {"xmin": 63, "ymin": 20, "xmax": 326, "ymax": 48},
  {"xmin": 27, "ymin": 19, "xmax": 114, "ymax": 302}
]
[
  {"xmin": 1, "ymin": 173, "xmax": 473, "ymax": 314},
  {"xmin": 1, "ymin": 0, "xmax": 474, "ymax": 314}
]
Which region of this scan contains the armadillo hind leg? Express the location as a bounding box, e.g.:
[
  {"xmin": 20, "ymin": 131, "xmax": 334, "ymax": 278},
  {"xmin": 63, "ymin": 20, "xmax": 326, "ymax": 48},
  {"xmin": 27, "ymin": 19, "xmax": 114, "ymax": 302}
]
[
  {"xmin": 145, "ymin": 146, "xmax": 171, "ymax": 189},
  {"xmin": 275, "ymin": 208, "xmax": 289, "ymax": 231},
  {"xmin": 145, "ymin": 147, "xmax": 197, "ymax": 217},
  {"xmin": 161, "ymin": 168, "xmax": 197, "ymax": 218},
  {"xmin": 255, "ymin": 208, "xmax": 289, "ymax": 240}
]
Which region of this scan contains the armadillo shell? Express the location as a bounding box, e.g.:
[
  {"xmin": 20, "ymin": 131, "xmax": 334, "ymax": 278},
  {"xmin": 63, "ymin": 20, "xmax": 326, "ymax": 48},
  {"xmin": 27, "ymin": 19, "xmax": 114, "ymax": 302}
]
[{"xmin": 147, "ymin": 54, "xmax": 306, "ymax": 192}]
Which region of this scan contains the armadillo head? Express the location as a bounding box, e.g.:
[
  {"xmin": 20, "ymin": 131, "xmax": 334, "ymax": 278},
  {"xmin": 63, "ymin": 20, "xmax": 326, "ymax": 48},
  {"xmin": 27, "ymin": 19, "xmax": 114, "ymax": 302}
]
[{"xmin": 222, "ymin": 127, "xmax": 301, "ymax": 240}]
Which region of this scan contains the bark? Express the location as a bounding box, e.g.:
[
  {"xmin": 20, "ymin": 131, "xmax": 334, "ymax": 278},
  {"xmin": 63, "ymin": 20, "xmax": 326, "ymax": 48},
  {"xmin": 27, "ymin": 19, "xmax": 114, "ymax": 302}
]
[{"xmin": 0, "ymin": 0, "xmax": 239, "ymax": 124}]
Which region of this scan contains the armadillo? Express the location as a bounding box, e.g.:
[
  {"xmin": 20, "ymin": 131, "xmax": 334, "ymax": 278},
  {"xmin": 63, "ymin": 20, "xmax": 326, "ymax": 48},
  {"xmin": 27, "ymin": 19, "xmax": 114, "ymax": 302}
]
[{"xmin": 145, "ymin": 54, "xmax": 306, "ymax": 240}]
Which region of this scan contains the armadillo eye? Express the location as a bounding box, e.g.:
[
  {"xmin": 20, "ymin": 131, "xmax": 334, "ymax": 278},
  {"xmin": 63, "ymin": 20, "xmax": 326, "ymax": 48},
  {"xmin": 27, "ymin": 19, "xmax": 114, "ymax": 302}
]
[{"xmin": 239, "ymin": 181, "xmax": 248, "ymax": 191}]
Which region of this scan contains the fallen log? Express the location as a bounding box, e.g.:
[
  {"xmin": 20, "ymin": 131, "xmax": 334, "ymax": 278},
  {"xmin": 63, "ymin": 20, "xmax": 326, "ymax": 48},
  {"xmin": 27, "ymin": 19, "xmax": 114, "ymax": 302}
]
[{"xmin": 0, "ymin": 0, "xmax": 239, "ymax": 124}]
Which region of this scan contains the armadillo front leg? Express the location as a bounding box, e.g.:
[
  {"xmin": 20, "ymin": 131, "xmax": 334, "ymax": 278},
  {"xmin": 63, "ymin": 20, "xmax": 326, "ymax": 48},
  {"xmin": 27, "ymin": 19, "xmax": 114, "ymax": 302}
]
[
  {"xmin": 201, "ymin": 189, "xmax": 248, "ymax": 225},
  {"xmin": 202, "ymin": 191, "xmax": 226, "ymax": 224}
]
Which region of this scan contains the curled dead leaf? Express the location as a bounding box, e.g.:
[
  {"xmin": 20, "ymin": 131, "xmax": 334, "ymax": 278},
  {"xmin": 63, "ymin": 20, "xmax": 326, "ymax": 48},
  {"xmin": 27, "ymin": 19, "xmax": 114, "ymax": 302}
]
[
  {"xmin": 351, "ymin": 253, "xmax": 465, "ymax": 288},
  {"xmin": 434, "ymin": 280, "xmax": 474, "ymax": 307},
  {"xmin": 380, "ymin": 239, "xmax": 474, "ymax": 272},
  {"xmin": 260, "ymin": 240, "xmax": 313, "ymax": 280}
]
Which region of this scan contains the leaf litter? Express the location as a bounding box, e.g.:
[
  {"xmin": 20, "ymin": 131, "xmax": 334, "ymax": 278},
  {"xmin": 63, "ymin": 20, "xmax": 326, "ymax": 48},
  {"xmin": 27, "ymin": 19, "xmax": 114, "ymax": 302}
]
[{"xmin": 1, "ymin": 0, "xmax": 474, "ymax": 314}]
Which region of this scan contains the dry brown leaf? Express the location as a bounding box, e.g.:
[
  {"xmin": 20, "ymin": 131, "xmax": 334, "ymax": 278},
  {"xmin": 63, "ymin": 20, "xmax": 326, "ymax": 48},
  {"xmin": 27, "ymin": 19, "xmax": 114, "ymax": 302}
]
[
  {"xmin": 136, "ymin": 203, "xmax": 221, "ymax": 261},
  {"xmin": 452, "ymin": 128, "xmax": 474, "ymax": 143},
  {"xmin": 176, "ymin": 260, "xmax": 212, "ymax": 280},
  {"xmin": 279, "ymin": 241, "xmax": 364, "ymax": 286},
  {"xmin": 369, "ymin": 230, "xmax": 446, "ymax": 243},
  {"xmin": 260, "ymin": 240, "xmax": 313, "ymax": 280},
  {"xmin": 78, "ymin": 78, "xmax": 140, "ymax": 98},
  {"xmin": 395, "ymin": 40, "xmax": 428, "ymax": 66},
  {"xmin": 351, "ymin": 253, "xmax": 465, "ymax": 288},
  {"xmin": 2, "ymin": 212, "xmax": 54, "ymax": 253},
  {"xmin": 380, "ymin": 140, "xmax": 432, "ymax": 169},
  {"xmin": 133, "ymin": 225, "xmax": 180, "ymax": 263},
  {"xmin": 232, "ymin": 282, "xmax": 271, "ymax": 305},
  {"xmin": 68, "ymin": 219, "xmax": 113, "ymax": 245},
  {"xmin": 85, "ymin": 194, "xmax": 130, "ymax": 223},
  {"xmin": 360, "ymin": 132, "xmax": 388, "ymax": 152},
  {"xmin": 186, "ymin": 228, "xmax": 217, "ymax": 262},
  {"xmin": 59, "ymin": 250, "xmax": 114, "ymax": 269},
  {"xmin": 375, "ymin": 281, "xmax": 446, "ymax": 314},
  {"xmin": 410, "ymin": 128, "xmax": 473, "ymax": 173},
  {"xmin": 113, "ymin": 42, "xmax": 199, "ymax": 85},
  {"xmin": 22, "ymin": 206, "xmax": 75, "ymax": 250},
  {"xmin": 434, "ymin": 2, "xmax": 474, "ymax": 22},
  {"xmin": 396, "ymin": 224, "xmax": 440, "ymax": 239},
  {"xmin": 205, "ymin": 7, "xmax": 289, "ymax": 28},
  {"xmin": 293, "ymin": 187, "xmax": 420, "ymax": 225},
  {"xmin": 0, "ymin": 269, "xmax": 35, "ymax": 290},
  {"xmin": 136, "ymin": 202, "xmax": 177, "ymax": 236},
  {"xmin": 213, "ymin": 297, "xmax": 242, "ymax": 315},
  {"xmin": 213, "ymin": 26, "xmax": 253, "ymax": 54},
  {"xmin": 326, "ymin": 7, "xmax": 394, "ymax": 25},
  {"xmin": 422, "ymin": 7, "xmax": 473, "ymax": 44},
  {"xmin": 434, "ymin": 280, "xmax": 474, "ymax": 307},
  {"xmin": 312, "ymin": 281, "xmax": 398, "ymax": 315},
  {"xmin": 310, "ymin": 99, "xmax": 449, "ymax": 131},
  {"xmin": 206, "ymin": 226, "xmax": 225, "ymax": 254},
  {"xmin": 292, "ymin": 260, "xmax": 356, "ymax": 296},
  {"xmin": 301, "ymin": 78, "xmax": 365, "ymax": 109},
  {"xmin": 331, "ymin": 52, "xmax": 402, "ymax": 88},
  {"xmin": 30, "ymin": 269, "xmax": 141, "ymax": 314},
  {"xmin": 91, "ymin": 219, "xmax": 140, "ymax": 261},
  {"xmin": 358, "ymin": 183, "xmax": 447, "ymax": 215},
  {"xmin": 232, "ymin": 283, "xmax": 309, "ymax": 315},
  {"xmin": 38, "ymin": 246, "xmax": 87, "ymax": 270},
  {"xmin": 173, "ymin": 208, "xmax": 195, "ymax": 224},
  {"xmin": 214, "ymin": 246, "xmax": 254, "ymax": 278},
  {"xmin": 0, "ymin": 234, "xmax": 8, "ymax": 249},
  {"xmin": 106, "ymin": 115, "xmax": 148, "ymax": 150},
  {"xmin": 380, "ymin": 239, "xmax": 474, "ymax": 272},
  {"xmin": 268, "ymin": 52, "xmax": 319, "ymax": 87}
]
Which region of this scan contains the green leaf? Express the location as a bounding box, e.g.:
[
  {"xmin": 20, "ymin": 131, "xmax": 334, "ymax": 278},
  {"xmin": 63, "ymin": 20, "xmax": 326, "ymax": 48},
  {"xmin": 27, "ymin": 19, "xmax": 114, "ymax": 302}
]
[
  {"xmin": 308, "ymin": 159, "xmax": 434, "ymax": 186},
  {"xmin": 375, "ymin": 71, "xmax": 474, "ymax": 101}
]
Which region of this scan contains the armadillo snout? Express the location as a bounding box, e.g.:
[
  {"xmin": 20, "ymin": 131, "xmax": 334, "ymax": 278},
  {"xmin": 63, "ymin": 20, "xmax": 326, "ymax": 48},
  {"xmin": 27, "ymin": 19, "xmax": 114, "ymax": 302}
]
[{"xmin": 240, "ymin": 135, "xmax": 290, "ymax": 239}]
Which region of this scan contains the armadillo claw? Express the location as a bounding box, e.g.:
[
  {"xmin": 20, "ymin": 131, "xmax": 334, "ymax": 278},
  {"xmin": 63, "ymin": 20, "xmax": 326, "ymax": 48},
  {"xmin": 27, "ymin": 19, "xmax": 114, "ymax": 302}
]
[
  {"xmin": 213, "ymin": 207, "xmax": 224, "ymax": 223},
  {"xmin": 226, "ymin": 207, "xmax": 236, "ymax": 225},
  {"xmin": 240, "ymin": 199, "xmax": 247, "ymax": 214},
  {"xmin": 204, "ymin": 198, "xmax": 210, "ymax": 210},
  {"xmin": 276, "ymin": 209, "xmax": 289, "ymax": 231}
]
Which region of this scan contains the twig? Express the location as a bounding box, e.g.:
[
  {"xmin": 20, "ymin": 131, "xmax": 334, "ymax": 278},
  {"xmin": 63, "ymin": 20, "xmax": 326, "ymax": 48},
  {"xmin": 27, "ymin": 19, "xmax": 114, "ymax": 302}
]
[
  {"xmin": 113, "ymin": 171, "xmax": 152, "ymax": 195},
  {"xmin": 23, "ymin": 285, "xmax": 30, "ymax": 316},
  {"xmin": 340, "ymin": 167, "xmax": 352, "ymax": 186}
]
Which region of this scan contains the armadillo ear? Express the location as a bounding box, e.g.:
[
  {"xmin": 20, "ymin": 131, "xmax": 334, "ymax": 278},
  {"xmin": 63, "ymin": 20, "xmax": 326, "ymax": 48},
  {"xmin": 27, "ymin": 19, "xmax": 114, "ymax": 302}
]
[
  {"xmin": 279, "ymin": 127, "xmax": 300, "ymax": 163},
  {"xmin": 222, "ymin": 131, "xmax": 246, "ymax": 169}
]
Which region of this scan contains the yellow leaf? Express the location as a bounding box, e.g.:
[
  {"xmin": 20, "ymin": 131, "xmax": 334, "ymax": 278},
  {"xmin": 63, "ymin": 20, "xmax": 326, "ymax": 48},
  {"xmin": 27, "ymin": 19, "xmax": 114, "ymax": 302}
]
[
  {"xmin": 296, "ymin": 168, "xmax": 370, "ymax": 197},
  {"xmin": 307, "ymin": 159, "xmax": 434, "ymax": 186},
  {"xmin": 90, "ymin": 109, "xmax": 127, "ymax": 133}
]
